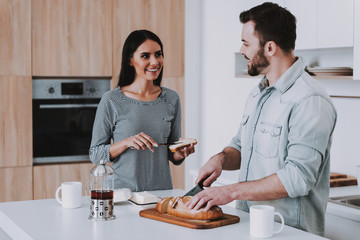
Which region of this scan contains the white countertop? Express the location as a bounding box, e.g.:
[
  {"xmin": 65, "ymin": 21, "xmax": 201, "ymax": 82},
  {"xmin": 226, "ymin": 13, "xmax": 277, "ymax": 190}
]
[
  {"xmin": 0, "ymin": 189, "xmax": 328, "ymax": 240},
  {"xmin": 327, "ymin": 186, "xmax": 360, "ymax": 221}
]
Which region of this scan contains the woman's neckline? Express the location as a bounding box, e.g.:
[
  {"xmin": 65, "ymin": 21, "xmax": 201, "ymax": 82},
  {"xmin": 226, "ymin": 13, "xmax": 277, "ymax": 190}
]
[{"xmin": 118, "ymin": 86, "xmax": 165, "ymax": 104}]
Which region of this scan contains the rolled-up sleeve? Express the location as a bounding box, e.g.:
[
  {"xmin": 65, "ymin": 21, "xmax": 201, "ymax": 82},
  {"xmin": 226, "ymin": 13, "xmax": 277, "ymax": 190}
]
[{"xmin": 277, "ymin": 95, "xmax": 336, "ymax": 197}]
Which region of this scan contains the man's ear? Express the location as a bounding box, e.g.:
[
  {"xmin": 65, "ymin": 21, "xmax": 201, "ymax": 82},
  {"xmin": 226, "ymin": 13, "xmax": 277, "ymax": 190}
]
[{"xmin": 264, "ymin": 41, "xmax": 276, "ymax": 56}]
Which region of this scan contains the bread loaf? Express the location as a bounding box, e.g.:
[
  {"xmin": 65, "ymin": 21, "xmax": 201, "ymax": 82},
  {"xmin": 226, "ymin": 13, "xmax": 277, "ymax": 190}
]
[
  {"xmin": 156, "ymin": 196, "xmax": 223, "ymax": 220},
  {"xmin": 155, "ymin": 197, "xmax": 173, "ymax": 213},
  {"xmin": 169, "ymin": 138, "xmax": 197, "ymax": 152}
]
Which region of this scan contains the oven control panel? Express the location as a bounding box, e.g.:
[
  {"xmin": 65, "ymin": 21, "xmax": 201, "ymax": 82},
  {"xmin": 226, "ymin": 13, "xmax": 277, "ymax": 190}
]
[{"xmin": 32, "ymin": 79, "xmax": 110, "ymax": 99}]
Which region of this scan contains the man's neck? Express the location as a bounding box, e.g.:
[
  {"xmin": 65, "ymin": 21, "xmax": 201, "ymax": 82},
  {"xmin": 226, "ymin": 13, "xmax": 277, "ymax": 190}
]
[{"xmin": 266, "ymin": 54, "xmax": 297, "ymax": 86}]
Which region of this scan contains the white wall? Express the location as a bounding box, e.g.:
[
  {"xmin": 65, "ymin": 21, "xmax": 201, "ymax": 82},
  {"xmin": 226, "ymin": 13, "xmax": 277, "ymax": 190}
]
[{"xmin": 185, "ymin": 0, "xmax": 360, "ymax": 191}]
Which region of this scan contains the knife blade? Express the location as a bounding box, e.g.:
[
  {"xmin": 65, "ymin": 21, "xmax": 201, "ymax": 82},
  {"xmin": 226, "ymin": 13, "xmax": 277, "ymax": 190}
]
[
  {"xmin": 157, "ymin": 141, "xmax": 183, "ymax": 146},
  {"xmin": 182, "ymin": 178, "xmax": 206, "ymax": 197},
  {"xmin": 130, "ymin": 141, "xmax": 183, "ymax": 149}
]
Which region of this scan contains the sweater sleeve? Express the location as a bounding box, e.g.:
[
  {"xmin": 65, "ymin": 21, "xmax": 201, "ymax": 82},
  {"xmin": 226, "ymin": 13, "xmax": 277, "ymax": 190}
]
[{"xmin": 89, "ymin": 93, "xmax": 114, "ymax": 164}]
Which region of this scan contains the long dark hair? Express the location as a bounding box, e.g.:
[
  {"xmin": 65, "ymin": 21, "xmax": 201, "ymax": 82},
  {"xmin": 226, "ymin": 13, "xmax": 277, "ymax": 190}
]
[
  {"xmin": 118, "ymin": 30, "xmax": 164, "ymax": 87},
  {"xmin": 239, "ymin": 2, "xmax": 296, "ymax": 52}
]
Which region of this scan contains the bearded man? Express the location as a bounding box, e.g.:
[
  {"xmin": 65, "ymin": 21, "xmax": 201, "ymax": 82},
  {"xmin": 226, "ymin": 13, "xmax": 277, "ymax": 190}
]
[{"xmin": 187, "ymin": 2, "xmax": 337, "ymax": 236}]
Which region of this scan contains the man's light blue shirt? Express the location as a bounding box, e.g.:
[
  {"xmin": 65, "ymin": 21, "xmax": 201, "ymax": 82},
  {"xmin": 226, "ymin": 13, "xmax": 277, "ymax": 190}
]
[{"xmin": 228, "ymin": 58, "xmax": 337, "ymax": 236}]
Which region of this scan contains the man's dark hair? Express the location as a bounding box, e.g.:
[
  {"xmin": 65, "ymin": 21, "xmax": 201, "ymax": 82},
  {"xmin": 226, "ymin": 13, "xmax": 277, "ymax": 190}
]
[
  {"xmin": 118, "ymin": 30, "xmax": 164, "ymax": 87},
  {"xmin": 239, "ymin": 2, "xmax": 296, "ymax": 52}
]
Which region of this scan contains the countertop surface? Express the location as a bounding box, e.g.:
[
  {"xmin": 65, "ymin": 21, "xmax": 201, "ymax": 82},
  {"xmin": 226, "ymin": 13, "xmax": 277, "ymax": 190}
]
[
  {"xmin": 327, "ymin": 186, "xmax": 360, "ymax": 221},
  {"xmin": 0, "ymin": 189, "xmax": 328, "ymax": 240}
]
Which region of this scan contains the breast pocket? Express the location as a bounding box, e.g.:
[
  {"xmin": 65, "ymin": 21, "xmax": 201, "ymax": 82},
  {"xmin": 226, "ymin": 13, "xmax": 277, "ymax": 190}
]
[
  {"xmin": 159, "ymin": 116, "xmax": 173, "ymax": 142},
  {"xmin": 255, "ymin": 121, "xmax": 282, "ymax": 158},
  {"xmin": 240, "ymin": 115, "xmax": 250, "ymax": 146}
]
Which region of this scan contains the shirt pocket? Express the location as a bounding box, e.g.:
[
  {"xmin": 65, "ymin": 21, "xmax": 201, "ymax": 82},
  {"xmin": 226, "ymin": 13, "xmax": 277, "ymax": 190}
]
[
  {"xmin": 240, "ymin": 115, "xmax": 250, "ymax": 145},
  {"xmin": 159, "ymin": 116, "xmax": 174, "ymax": 142},
  {"xmin": 255, "ymin": 121, "xmax": 282, "ymax": 158}
]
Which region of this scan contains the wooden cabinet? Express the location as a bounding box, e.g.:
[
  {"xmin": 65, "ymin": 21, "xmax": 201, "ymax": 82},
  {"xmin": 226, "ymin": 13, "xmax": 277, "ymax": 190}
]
[
  {"xmin": 32, "ymin": 0, "xmax": 112, "ymax": 76},
  {"xmin": 33, "ymin": 163, "xmax": 94, "ymax": 199},
  {"xmin": 0, "ymin": 167, "xmax": 33, "ymax": 202},
  {"xmin": 0, "ymin": 76, "xmax": 32, "ymax": 168},
  {"xmin": 0, "ymin": 0, "xmax": 31, "ymax": 76}
]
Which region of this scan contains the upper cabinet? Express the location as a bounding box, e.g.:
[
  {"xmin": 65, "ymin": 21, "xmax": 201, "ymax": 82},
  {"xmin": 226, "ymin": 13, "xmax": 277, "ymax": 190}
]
[
  {"xmin": 112, "ymin": 0, "xmax": 184, "ymax": 86},
  {"xmin": 0, "ymin": 0, "xmax": 31, "ymax": 76},
  {"xmin": 32, "ymin": 0, "xmax": 112, "ymax": 76},
  {"xmin": 317, "ymin": 0, "xmax": 353, "ymax": 48},
  {"xmin": 286, "ymin": 0, "xmax": 354, "ymax": 50}
]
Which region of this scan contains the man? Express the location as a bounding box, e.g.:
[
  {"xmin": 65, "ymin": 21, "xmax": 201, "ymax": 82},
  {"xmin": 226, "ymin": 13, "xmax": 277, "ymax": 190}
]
[{"xmin": 186, "ymin": 2, "xmax": 337, "ymax": 236}]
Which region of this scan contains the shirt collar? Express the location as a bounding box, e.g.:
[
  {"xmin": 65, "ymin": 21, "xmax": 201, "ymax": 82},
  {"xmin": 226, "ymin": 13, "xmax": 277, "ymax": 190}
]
[{"xmin": 251, "ymin": 57, "xmax": 305, "ymax": 97}]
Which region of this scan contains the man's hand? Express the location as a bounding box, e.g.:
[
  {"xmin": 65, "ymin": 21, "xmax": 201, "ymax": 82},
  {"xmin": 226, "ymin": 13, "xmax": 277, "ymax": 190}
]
[
  {"xmin": 185, "ymin": 185, "xmax": 235, "ymax": 211},
  {"xmin": 195, "ymin": 153, "xmax": 224, "ymax": 187}
]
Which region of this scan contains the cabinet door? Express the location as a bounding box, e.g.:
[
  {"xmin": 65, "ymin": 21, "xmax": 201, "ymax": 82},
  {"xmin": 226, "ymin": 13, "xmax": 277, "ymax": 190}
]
[
  {"xmin": 0, "ymin": 0, "xmax": 31, "ymax": 75},
  {"xmin": 0, "ymin": 76, "xmax": 32, "ymax": 168},
  {"xmin": 0, "ymin": 167, "xmax": 32, "ymax": 202},
  {"xmin": 33, "ymin": 163, "xmax": 94, "ymax": 200},
  {"xmin": 112, "ymin": 0, "xmax": 184, "ymax": 82},
  {"xmin": 32, "ymin": 0, "xmax": 112, "ymax": 76},
  {"xmin": 285, "ymin": 0, "xmax": 317, "ymax": 50},
  {"xmin": 317, "ymin": 0, "xmax": 353, "ymax": 48}
]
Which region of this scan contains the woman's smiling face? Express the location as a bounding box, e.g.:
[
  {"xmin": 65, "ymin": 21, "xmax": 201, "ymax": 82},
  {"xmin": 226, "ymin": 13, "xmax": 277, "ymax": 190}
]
[{"xmin": 130, "ymin": 39, "xmax": 164, "ymax": 82}]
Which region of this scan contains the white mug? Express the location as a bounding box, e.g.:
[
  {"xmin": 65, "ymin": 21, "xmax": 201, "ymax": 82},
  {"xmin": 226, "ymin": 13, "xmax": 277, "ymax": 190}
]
[
  {"xmin": 250, "ymin": 205, "xmax": 285, "ymax": 238},
  {"xmin": 55, "ymin": 182, "xmax": 82, "ymax": 208},
  {"xmin": 356, "ymin": 165, "xmax": 360, "ymax": 189}
]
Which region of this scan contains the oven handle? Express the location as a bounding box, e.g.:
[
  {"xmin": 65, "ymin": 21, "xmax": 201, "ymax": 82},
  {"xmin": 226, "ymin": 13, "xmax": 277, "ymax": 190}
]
[{"xmin": 39, "ymin": 103, "xmax": 99, "ymax": 109}]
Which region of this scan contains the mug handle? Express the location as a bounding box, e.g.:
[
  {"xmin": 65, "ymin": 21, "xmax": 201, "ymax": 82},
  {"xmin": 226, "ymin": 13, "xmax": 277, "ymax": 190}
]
[
  {"xmin": 274, "ymin": 211, "xmax": 285, "ymax": 234},
  {"xmin": 55, "ymin": 186, "xmax": 62, "ymax": 205}
]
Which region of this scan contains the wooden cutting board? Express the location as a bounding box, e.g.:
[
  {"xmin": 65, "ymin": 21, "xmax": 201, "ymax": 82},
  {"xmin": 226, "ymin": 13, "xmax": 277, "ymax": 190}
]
[
  {"xmin": 330, "ymin": 172, "xmax": 358, "ymax": 187},
  {"xmin": 139, "ymin": 208, "xmax": 240, "ymax": 229}
]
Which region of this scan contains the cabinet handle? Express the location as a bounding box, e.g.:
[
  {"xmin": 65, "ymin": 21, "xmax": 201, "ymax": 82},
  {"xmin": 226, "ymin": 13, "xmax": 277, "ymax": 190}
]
[{"xmin": 39, "ymin": 104, "xmax": 98, "ymax": 109}]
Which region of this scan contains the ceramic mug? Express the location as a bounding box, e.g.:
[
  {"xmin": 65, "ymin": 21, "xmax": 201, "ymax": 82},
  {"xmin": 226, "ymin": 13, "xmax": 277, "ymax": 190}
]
[
  {"xmin": 55, "ymin": 182, "xmax": 82, "ymax": 208},
  {"xmin": 250, "ymin": 205, "xmax": 284, "ymax": 238}
]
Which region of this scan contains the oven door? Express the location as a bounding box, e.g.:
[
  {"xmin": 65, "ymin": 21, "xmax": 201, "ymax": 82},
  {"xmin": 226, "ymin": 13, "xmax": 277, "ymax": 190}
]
[{"xmin": 33, "ymin": 98, "xmax": 99, "ymax": 164}]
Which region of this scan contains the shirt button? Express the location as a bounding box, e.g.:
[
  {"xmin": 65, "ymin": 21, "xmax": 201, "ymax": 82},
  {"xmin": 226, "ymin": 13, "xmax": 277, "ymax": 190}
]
[
  {"xmin": 248, "ymin": 146, "xmax": 252, "ymax": 150},
  {"xmin": 253, "ymin": 124, "xmax": 256, "ymax": 128}
]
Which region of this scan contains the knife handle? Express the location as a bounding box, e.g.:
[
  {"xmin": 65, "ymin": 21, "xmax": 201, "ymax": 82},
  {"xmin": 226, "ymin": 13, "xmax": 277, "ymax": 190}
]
[{"xmin": 198, "ymin": 178, "xmax": 206, "ymax": 189}]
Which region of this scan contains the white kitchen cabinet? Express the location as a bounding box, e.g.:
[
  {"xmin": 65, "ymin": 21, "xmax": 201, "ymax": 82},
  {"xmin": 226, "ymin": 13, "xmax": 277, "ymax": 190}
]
[
  {"xmin": 285, "ymin": 0, "xmax": 353, "ymax": 49},
  {"xmin": 317, "ymin": 0, "xmax": 353, "ymax": 48},
  {"xmin": 285, "ymin": 0, "xmax": 317, "ymax": 50}
]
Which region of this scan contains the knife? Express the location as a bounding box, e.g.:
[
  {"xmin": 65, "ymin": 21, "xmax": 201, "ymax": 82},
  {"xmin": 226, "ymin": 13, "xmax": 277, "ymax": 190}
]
[
  {"xmin": 157, "ymin": 141, "xmax": 183, "ymax": 146},
  {"xmin": 130, "ymin": 141, "xmax": 183, "ymax": 149},
  {"xmin": 182, "ymin": 178, "xmax": 206, "ymax": 197}
]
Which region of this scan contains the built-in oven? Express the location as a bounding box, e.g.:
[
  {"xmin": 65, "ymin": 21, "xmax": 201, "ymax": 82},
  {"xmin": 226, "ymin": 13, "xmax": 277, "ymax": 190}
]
[{"xmin": 32, "ymin": 78, "xmax": 110, "ymax": 164}]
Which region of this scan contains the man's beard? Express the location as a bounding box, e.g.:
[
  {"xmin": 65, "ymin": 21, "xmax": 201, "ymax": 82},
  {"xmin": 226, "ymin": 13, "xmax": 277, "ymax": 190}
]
[{"xmin": 247, "ymin": 47, "xmax": 270, "ymax": 76}]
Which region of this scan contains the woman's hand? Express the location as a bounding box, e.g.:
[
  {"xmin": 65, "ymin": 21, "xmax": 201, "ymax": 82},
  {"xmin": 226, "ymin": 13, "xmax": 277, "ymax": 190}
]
[
  {"xmin": 125, "ymin": 132, "xmax": 158, "ymax": 152},
  {"xmin": 172, "ymin": 143, "xmax": 195, "ymax": 162}
]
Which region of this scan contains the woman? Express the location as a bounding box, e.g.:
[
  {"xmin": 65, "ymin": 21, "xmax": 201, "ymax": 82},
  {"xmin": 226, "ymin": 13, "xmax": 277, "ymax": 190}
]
[{"xmin": 89, "ymin": 30, "xmax": 194, "ymax": 191}]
